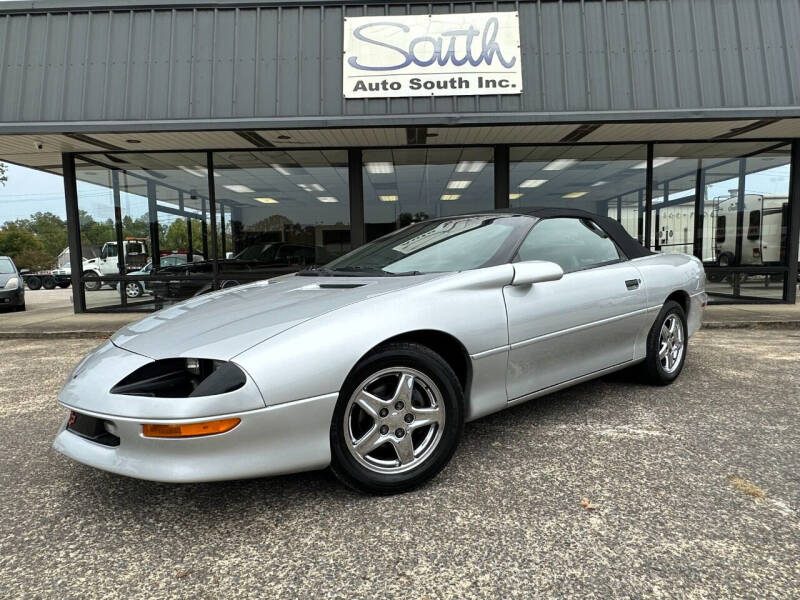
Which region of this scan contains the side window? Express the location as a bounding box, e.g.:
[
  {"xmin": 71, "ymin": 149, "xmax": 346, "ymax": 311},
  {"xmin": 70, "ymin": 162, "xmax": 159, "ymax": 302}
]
[
  {"xmin": 715, "ymin": 216, "xmax": 726, "ymax": 243},
  {"xmin": 747, "ymin": 210, "xmax": 760, "ymax": 241},
  {"xmin": 515, "ymin": 218, "xmax": 621, "ymax": 273}
]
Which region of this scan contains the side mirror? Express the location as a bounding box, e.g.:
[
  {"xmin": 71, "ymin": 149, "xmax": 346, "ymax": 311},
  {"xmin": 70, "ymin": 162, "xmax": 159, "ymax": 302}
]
[{"xmin": 511, "ymin": 260, "xmax": 564, "ymax": 286}]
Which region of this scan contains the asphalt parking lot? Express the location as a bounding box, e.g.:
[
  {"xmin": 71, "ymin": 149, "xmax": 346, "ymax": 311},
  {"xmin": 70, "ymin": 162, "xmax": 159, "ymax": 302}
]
[{"xmin": 1, "ymin": 330, "xmax": 798, "ymax": 599}]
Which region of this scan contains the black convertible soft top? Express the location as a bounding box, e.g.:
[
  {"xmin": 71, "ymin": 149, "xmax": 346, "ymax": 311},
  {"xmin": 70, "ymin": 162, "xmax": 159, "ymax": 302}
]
[{"xmin": 494, "ymin": 206, "xmax": 653, "ymax": 260}]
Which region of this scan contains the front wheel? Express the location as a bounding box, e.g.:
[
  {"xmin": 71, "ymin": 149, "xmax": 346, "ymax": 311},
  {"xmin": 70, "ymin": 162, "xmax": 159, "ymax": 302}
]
[
  {"xmin": 330, "ymin": 342, "xmax": 464, "ymax": 495},
  {"xmin": 641, "ymin": 300, "xmax": 687, "ymax": 385}
]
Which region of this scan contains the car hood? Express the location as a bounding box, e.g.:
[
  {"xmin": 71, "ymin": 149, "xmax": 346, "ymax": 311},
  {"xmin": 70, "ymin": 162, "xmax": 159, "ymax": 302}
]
[{"xmin": 111, "ymin": 273, "xmax": 444, "ymax": 360}]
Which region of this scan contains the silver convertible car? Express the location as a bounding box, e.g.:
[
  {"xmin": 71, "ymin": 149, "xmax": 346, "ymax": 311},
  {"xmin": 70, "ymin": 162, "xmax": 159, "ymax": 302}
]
[{"xmin": 54, "ymin": 208, "xmax": 706, "ymax": 494}]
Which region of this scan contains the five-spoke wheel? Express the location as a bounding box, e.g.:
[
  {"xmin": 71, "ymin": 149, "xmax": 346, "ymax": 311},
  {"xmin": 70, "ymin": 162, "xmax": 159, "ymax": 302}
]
[
  {"xmin": 345, "ymin": 368, "xmax": 445, "ymax": 474},
  {"xmin": 330, "ymin": 342, "xmax": 463, "ymax": 495},
  {"xmin": 658, "ymin": 314, "xmax": 684, "ymax": 374},
  {"xmin": 643, "ymin": 300, "xmax": 687, "ymax": 385}
]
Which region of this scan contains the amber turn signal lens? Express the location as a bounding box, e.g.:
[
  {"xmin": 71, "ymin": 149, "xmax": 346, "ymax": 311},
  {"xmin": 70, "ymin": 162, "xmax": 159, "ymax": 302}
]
[{"xmin": 142, "ymin": 418, "xmax": 241, "ymax": 438}]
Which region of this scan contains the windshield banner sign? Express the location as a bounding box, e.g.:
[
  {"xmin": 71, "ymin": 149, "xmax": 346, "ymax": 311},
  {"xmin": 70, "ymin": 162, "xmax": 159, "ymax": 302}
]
[{"xmin": 343, "ymin": 12, "xmax": 522, "ymax": 99}]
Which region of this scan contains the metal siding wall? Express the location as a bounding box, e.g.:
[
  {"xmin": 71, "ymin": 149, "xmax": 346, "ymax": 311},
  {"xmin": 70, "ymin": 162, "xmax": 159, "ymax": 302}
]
[{"xmin": 0, "ymin": 0, "xmax": 797, "ymax": 125}]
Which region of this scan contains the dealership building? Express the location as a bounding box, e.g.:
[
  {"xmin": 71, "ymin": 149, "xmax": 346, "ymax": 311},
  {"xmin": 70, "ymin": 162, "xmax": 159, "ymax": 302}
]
[{"xmin": 0, "ymin": 0, "xmax": 798, "ymax": 312}]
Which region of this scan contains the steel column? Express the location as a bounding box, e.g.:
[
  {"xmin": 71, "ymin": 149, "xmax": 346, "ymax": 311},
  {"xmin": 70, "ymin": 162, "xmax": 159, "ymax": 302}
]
[
  {"xmin": 146, "ymin": 180, "xmax": 161, "ymax": 269},
  {"xmin": 348, "ymin": 148, "xmax": 364, "ymax": 249},
  {"xmin": 112, "ymin": 170, "xmax": 127, "ymax": 308},
  {"xmin": 494, "ymin": 145, "xmax": 510, "ymax": 209},
  {"xmin": 62, "ymin": 153, "xmax": 85, "ymax": 313},
  {"xmin": 206, "ymin": 151, "xmax": 219, "ymax": 287},
  {"xmin": 784, "ymin": 141, "xmax": 800, "ymax": 303},
  {"xmin": 692, "ymin": 159, "xmax": 704, "ymax": 260},
  {"xmin": 644, "ymin": 144, "xmax": 654, "ymax": 249}
]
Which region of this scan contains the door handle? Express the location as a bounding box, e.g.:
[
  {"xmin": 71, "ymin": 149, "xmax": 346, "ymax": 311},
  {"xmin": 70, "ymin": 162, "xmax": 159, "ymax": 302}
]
[{"xmin": 625, "ymin": 279, "xmax": 640, "ymax": 290}]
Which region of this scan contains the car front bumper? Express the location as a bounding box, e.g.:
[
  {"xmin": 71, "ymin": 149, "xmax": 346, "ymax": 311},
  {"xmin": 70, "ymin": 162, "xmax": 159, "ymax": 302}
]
[
  {"xmin": 53, "ymin": 393, "xmax": 338, "ymax": 483},
  {"xmin": 0, "ymin": 287, "xmax": 24, "ymax": 307}
]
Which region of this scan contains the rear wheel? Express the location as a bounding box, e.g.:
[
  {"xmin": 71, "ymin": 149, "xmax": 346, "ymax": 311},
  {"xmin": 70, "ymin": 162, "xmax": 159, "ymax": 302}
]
[
  {"xmin": 125, "ymin": 282, "xmax": 143, "ymax": 298},
  {"xmin": 26, "ymin": 276, "xmax": 42, "ymax": 291},
  {"xmin": 330, "ymin": 342, "xmax": 464, "ymax": 495},
  {"xmin": 641, "ymin": 300, "xmax": 687, "ymax": 385},
  {"xmin": 57, "ymin": 281, "xmax": 71, "ymax": 289},
  {"xmin": 42, "ymin": 276, "xmax": 56, "ymax": 290}
]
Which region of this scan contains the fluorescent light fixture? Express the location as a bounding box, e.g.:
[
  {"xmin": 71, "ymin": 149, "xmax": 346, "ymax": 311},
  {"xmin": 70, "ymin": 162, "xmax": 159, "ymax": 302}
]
[
  {"xmin": 223, "ymin": 184, "xmax": 255, "ymax": 193},
  {"xmin": 365, "ymin": 162, "xmax": 394, "ymax": 174},
  {"xmin": 178, "ymin": 165, "xmax": 205, "ymax": 178},
  {"xmin": 543, "ymin": 158, "xmax": 577, "ymax": 171},
  {"xmin": 440, "ymin": 194, "xmax": 460, "ymax": 201},
  {"xmin": 455, "ymin": 161, "xmax": 487, "ymax": 173},
  {"xmin": 509, "ymin": 193, "xmax": 523, "ymax": 200},
  {"xmin": 298, "ymin": 183, "xmax": 325, "ymax": 192},
  {"xmin": 591, "ymin": 181, "xmax": 608, "ymax": 187},
  {"xmin": 379, "ymin": 195, "xmax": 398, "ymax": 202},
  {"xmin": 562, "ymin": 191, "xmax": 588, "ymax": 199},
  {"xmin": 519, "ymin": 179, "xmax": 547, "ymax": 188},
  {"xmin": 317, "ymin": 196, "xmax": 338, "ymax": 203},
  {"xmin": 632, "ymin": 157, "xmax": 678, "ymax": 169},
  {"xmin": 270, "ymin": 164, "xmax": 291, "ymax": 176},
  {"xmin": 255, "ymin": 197, "xmax": 278, "ymax": 204},
  {"xmin": 447, "ymin": 180, "xmax": 472, "ymax": 189}
]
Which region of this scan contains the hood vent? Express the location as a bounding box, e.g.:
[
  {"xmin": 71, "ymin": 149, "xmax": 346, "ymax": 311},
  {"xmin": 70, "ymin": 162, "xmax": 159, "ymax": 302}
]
[
  {"xmin": 317, "ymin": 283, "xmax": 365, "ymax": 289},
  {"xmin": 296, "ymin": 282, "xmax": 367, "ymax": 291}
]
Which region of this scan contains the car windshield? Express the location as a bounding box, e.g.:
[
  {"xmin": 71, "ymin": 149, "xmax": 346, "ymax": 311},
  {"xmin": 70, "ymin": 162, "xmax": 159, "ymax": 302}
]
[
  {"xmin": 0, "ymin": 258, "xmax": 15, "ymax": 274},
  {"xmin": 234, "ymin": 244, "xmax": 279, "ymax": 261},
  {"xmin": 303, "ymin": 215, "xmax": 531, "ymax": 276}
]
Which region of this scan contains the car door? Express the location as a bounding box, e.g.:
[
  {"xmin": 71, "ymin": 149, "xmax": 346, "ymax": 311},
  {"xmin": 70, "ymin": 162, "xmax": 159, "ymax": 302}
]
[{"xmin": 503, "ymin": 217, "xmax": 647, "ymax": 400}]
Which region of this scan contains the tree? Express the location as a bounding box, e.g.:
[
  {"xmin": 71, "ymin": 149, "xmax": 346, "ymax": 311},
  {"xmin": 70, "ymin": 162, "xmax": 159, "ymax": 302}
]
[
  {"xmin": 0, "ymin": 162, "xmax": 7, "ymax": 186},
  {"xmin": 0, "ymin": 223, "xmax": 46, "ymax": 270},
  {"xmin": 25, "ymin": 212, "xmax": 68, "ymax": 259}
]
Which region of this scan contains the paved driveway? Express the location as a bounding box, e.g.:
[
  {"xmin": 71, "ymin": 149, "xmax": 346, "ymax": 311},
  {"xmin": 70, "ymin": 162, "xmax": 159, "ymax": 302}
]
[{"xmin": 1, "ymin": 330, "xmax": 798, "ymax": 599}]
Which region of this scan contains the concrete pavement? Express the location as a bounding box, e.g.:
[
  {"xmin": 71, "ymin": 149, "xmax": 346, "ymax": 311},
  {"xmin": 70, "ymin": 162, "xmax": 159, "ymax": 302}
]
[{"xmin": 0, "ymin": 329, "xmax": 798, "ymax": 599}]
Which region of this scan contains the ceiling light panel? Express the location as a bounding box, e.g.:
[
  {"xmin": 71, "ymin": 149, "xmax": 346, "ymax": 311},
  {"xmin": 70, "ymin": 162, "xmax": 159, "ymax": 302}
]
[
  {"xmin": 519, "ymin": 179, "xmax": 547, "ymax": 188},
  {"xmin": 455, "ymin": 161, "xmax": 487, "ymax": 173},
  {"xmin": 543, "ymin": 158, "xmax": 577, "ymax": 171},
  {"xmin": 447, "ymin": 180, "xmax": 472, "ymax": 189},
  {"xmin": 365, "ymin": 162, "xmax": 394, "ymax": 174}
]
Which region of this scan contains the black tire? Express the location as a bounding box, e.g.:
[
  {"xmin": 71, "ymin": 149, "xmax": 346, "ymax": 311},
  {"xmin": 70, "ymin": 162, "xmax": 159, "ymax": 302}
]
[
  {"xmin": 42, "ymin": 276, "xmax": 56, "ymax": 290},
  {"xmin": 329, "ymin": 342, "xmax": 464, "ymax": 495},
  {"xmin": 83, "ymin": 272, "xmax": 101, "ymax": 291},
  {"xmin": 641, "ymin": 300, "xmax": 688, "ymax": 386},
  {"xmin": 57, "ymin": 281, "xmax": 71, "ymax": 289},
  {"xmin": 26, "ymin": 276, "xmax": 42, "ymax": 291}
]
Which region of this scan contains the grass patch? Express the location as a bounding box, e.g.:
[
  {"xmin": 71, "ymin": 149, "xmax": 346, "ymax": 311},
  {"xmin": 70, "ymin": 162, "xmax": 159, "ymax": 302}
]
[{"xmin": 728, "ymin": 475, "xmax": 766, "ymax": 500}]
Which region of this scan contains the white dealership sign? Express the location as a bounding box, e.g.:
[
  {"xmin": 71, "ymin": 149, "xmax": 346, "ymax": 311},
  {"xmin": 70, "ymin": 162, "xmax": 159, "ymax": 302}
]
[{"xmin": 343, "ymin": 12, "xmax": 522, "ymax": 99}]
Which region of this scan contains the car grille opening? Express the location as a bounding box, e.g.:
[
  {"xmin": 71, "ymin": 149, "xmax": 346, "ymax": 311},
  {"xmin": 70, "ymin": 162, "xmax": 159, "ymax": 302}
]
[{"xmin": 67, "ymin": 411, "xmax": 120, "ymax": 447}]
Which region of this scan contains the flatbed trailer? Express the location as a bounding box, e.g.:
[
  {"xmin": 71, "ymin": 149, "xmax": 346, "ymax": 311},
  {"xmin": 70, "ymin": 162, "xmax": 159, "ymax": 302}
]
[{"xmin": 21, "ymin": 272, "xmax": 72, "ymax": 290}]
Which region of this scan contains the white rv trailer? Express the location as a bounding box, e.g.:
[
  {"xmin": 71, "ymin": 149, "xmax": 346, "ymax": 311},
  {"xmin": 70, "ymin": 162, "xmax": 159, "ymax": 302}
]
[{"xmin": 713, "ymin": 193, "xmax": 788, "ymax": 267}]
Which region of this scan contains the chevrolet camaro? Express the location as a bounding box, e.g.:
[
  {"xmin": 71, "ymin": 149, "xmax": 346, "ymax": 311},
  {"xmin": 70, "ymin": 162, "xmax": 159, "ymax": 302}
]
[{"xmin": 54, "ymin": 208, "xmax": 706, "ymax": 494}]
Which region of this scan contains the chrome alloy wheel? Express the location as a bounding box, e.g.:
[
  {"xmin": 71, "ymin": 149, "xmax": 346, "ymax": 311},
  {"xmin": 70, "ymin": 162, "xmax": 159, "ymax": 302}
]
[
  {"xmin": 659, "ymin": 314, "xmax": 684, "ymax": 374},
  {"xmin": 344, "ymin": 367, "xmax": 445, "ymax": 474},
  {"xmin": 125, "ymin": 282, "xmax": 142, "ymax": 298}
]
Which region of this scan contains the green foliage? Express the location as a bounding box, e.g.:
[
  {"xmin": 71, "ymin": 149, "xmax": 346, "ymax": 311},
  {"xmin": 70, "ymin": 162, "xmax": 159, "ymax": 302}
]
[
  {"xmin": 13, "ymin": 248, "xmax": 53, "ymax": 272},
  {"xmin": 0, "ymin": 223, "xmax": 45, "ymax": 270},
  {"xmin": 0, "ymin": 162, "xmax": 7, "ymax": 186}
]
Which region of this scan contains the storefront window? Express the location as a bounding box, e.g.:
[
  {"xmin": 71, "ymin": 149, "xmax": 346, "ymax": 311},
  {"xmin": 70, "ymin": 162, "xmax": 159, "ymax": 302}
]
[
  {"xmin": 213, "ymin": 150, "xmax": 350, "ymax": 285},
  {"xmin": 510, "ymin": 145, "xmax": 647, "ymax": 241},
  {"xmin": 362, "ymin": 148, "xmax": 494, "ymax": 241},
  {"xmin": 75, "ymin": 152, "xmax": 211, "ymax": 310}
]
